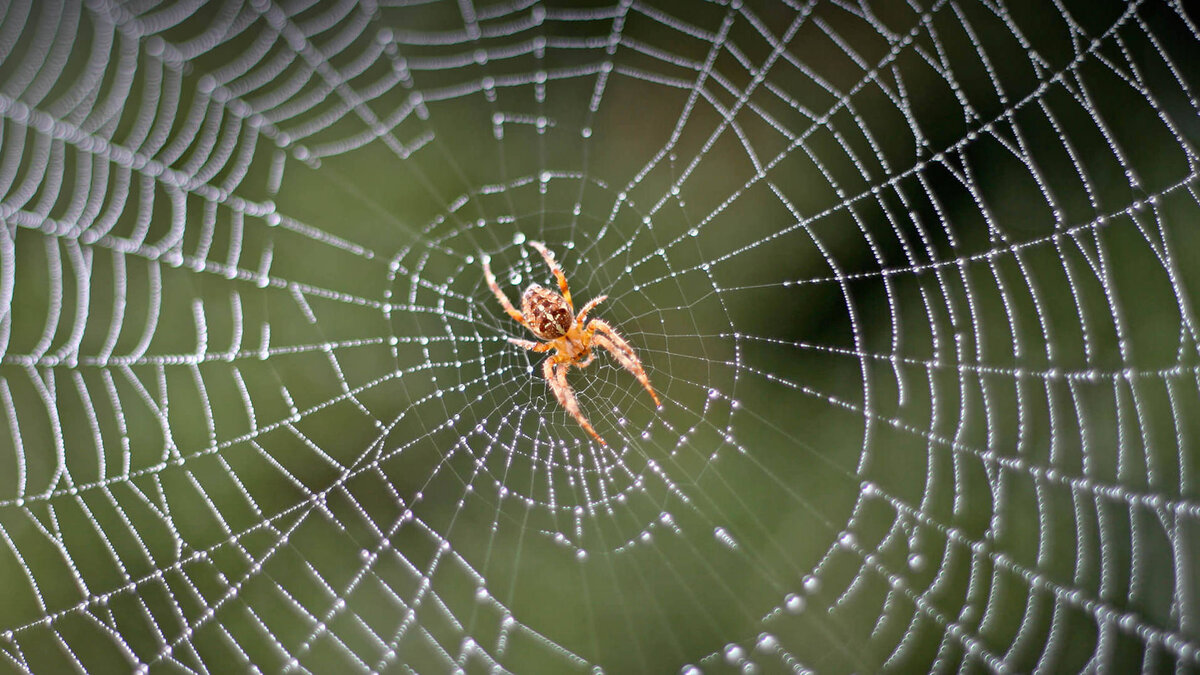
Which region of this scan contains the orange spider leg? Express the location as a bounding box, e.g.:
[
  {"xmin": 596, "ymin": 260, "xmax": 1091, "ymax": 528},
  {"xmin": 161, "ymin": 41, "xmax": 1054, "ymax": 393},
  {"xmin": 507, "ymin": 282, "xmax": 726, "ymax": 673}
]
[
  {"xmin": 588, "ymin": 319, "xmax": 662, "ymax": 409},
  {"xmin": 482, "ymin": 257, "xmax": 528, "ymax": 327},
  {"xmin": 576, "ymin": 349, "xmax": 597, "ymax": 367},
  {"xmin": 543, "ymin": 358, "xmax": 606, "ymax": 445},
  {"xmin": 575, "ymin": 294, "xmax": 607, "ymax": 325},
  {"xmin": 508, "ymin": 338, "xmax": 553, "ymax": 352},
  {"xmin": 529, "ymin": 241, "xmax": 573, "ymax": 311}
]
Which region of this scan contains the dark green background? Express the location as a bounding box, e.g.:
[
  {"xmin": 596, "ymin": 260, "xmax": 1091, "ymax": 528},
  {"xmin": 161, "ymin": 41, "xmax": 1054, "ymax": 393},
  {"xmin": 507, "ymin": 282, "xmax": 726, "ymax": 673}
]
[{"xmin": 0, "ymin": 0, "xmax": 1198, "ymax": 672}]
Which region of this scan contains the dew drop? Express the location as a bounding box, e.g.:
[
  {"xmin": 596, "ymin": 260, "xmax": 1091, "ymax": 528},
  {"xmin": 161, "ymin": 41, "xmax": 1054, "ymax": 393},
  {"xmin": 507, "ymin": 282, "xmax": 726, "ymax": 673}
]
[
  {"xmin": 784, "ymin": 593, "xmax": 805, "ymax": 613},
  {"xmin": 724, "ymin": 644, "xmax": 745, "ymax": 664},
  {"xmin": 756, "ymin": 633, "xmax": 778, "ymax": 653}
]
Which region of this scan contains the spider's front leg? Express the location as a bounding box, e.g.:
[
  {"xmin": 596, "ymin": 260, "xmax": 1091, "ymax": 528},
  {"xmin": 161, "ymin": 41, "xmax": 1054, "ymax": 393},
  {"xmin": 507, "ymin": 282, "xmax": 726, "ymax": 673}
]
[
  {"xmin": 508, "ymin": 338, "xmax": 552, "ymax": 352},
  {"xmin": 543, "ymin": 359, "xmax": 606, "ymax": 445},
  {"xmin": 529, "ymin": 241, "xmax": 573, "ymax": 311},
  {"xmin": 575, "ymin": 295, "xmax": 607, "ymax": 326},
  {"xmin": 587, "ymin": 319, "xmax": 662, "ymax": 409}
]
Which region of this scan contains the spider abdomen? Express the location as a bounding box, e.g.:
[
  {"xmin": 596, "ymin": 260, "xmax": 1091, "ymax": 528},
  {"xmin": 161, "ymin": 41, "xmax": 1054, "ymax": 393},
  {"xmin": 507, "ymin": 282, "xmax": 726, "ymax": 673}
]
[{"xmin": 521, "ymin": 284, "xmax": 573, "ymax": 339}]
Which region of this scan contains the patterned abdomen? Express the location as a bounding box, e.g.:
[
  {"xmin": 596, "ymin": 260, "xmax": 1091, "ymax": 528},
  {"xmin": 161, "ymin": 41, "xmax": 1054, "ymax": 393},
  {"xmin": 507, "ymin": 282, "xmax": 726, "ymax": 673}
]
[{"xmin": 521, "ymin": 285, "xmax": 572, "ymax": 339}]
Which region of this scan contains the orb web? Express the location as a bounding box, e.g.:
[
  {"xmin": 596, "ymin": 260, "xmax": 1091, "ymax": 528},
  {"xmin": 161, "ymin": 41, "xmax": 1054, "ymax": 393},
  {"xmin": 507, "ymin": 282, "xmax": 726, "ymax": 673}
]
[{"xmin": 0, "ymin": 0, "xmax": 1198, "ymax": 672}]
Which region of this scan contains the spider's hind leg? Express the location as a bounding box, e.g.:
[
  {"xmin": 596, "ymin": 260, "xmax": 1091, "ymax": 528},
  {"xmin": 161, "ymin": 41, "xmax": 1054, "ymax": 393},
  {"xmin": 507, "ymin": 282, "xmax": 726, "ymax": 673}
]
[
  {"xmin": 543, "ymin": 359, "xmax": 606, "ymax": 445},
  {"xmin": 588, "ymin": 319, "xmax": 662, "ymax": 409}
]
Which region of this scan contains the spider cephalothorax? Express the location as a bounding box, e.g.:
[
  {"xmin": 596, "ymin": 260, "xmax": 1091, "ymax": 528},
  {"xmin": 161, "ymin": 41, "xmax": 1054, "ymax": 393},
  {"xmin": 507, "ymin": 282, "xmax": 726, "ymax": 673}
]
[{"xmin": 483, "ymin": 241, "xmax": 661, "ymax": 445}]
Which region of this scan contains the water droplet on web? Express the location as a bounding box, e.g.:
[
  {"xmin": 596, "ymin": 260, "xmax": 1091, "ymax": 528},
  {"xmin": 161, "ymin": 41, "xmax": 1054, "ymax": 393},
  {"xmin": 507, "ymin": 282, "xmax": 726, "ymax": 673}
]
[
  {"xmin": 509, "ymin": 272, "xmax": 522, "ymax": 285},
  {"xmin": 714, "ymin": 527, "xmax": 738, "ymax": 549},
  {"xmin": 756, "ymin": 633, "xmax": 778, "ymax": 653},
  {"xmin": 724, "ymin": 644, "xmax": 745, "ymax": 664},
  {"xmin": 803, "ymin": 575, "xmax": 820, "ymax": 593},
  {"xmin": 784, "ymin": 593, "xmax": 805, "ymax": 613},
  {"xmin": 513, "ymin": 232, "xmax": 526, "ymax": 245}
]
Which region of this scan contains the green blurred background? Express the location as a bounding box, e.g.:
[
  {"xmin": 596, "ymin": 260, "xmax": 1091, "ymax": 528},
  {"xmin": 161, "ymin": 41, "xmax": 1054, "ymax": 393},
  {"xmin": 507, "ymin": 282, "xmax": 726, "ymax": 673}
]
[{"xmin": 0, "ymin": 0, "xmax": 1198, "ymax": 672}]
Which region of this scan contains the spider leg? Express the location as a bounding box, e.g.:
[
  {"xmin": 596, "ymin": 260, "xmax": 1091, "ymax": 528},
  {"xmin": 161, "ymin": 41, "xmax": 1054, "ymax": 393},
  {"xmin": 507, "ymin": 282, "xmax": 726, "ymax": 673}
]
[
  {"xmin": 575, "ymin": 294, "xmax": 607, "ymax": 325},
  {"xmin": 528, "ymin": 240, "xmax": 573, "ymax": 312},
  {"xmin": 587, "ymin": 319, "xmax": 662, "ymax": 409},
  {"xmin": 482, "ymin": 257, "xmax": 529, "ymax": 327},
  {"xmin": 576, "ymin": 350, "xmax": 597, "ymax": 368},
  {"xmin": 543, "ymin": 358, "xmax": 606, "ymax": 445},
  {"xmin": 508, "ymin": 338, "xmax": 553, "ymax": 352}
]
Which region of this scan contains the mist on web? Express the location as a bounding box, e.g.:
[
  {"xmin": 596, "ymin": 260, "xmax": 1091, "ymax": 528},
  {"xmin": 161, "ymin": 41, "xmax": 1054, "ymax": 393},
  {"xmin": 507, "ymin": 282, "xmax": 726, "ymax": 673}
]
[{"xmin": 0, "ymin": 0, "xmax": 1198, "ymax": 672}]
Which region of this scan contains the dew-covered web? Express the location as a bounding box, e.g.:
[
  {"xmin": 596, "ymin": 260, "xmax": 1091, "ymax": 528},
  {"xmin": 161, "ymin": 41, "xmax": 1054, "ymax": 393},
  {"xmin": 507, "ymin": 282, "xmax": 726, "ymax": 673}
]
[{"xmin": 1, "ymin": 0, "xmax": 1199, "ymax": 672}]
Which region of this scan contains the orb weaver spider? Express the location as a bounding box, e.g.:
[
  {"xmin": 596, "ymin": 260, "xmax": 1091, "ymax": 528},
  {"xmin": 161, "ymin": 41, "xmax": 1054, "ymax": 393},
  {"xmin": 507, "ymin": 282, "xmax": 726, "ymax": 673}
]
[{"xmin": 482, "ymin": 241, "xmax": 661, "ymax": 445}]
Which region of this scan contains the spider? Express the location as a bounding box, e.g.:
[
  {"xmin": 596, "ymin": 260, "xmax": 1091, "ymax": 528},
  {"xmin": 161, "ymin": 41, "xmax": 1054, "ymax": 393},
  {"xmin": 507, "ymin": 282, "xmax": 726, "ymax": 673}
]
[{"xmin": 483, "ymin": 241, "xmax": 661, "ymax": 445}]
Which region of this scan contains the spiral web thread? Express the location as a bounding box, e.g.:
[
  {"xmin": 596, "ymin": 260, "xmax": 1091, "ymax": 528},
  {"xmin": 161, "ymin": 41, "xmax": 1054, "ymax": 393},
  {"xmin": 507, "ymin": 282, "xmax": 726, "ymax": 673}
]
[{"xmin": 0, "ymin": 0, "xmax": 1198, "ymax": 672}]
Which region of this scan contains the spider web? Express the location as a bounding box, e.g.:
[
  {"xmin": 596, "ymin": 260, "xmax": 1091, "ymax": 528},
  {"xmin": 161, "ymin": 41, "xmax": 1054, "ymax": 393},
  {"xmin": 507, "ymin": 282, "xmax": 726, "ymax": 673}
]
[{"xmin": 1, "ymin": 0, "xmax": 1198, "ymax": 671}]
